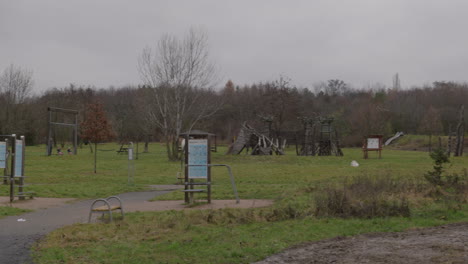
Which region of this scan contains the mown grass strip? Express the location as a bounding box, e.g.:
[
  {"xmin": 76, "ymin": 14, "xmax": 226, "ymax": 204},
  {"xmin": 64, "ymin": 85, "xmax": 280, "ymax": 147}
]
[{"xmin": 0, "ymin": 206, "xmax": 31, "ymax": 219}]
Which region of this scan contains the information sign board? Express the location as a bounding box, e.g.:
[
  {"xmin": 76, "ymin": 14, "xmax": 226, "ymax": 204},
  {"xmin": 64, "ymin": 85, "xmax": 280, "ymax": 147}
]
[
  {"xmin": 14, "ymin": 140, "xmax": 23, "ymax": 177},
  {"xmin": 188, "ymin": 139, "xmax": 208, "ymax": 178},
  {"xmin": 367, "ymin": 138, "xmax": 380, "ymax": 149},
  {"xmin": 0, "ymin": 142, "xmax": 6, "ymax": 169}
]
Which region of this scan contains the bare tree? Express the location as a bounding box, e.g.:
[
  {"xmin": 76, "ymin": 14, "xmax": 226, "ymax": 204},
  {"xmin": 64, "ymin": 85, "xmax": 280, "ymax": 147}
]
[
  {"xmin": 0, "ymin": 64, "xmax": 34, "ymax": 134},
  {"xmin": 137, "ymin": 28, "xmax": 220, "ymax": 160},
  {"xmin": 0, "ymin": 64, "xmax": 33, "ymax": 103}
]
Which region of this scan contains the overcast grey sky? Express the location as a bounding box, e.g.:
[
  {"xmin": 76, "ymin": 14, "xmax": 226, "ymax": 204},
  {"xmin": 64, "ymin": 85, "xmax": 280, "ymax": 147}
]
[{"xmin": 1, "ymin": 0, "xmax": 468, "ymax": 93}]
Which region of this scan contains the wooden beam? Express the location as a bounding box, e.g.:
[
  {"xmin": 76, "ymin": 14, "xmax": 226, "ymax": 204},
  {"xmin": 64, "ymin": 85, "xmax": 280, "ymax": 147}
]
[{"xmin": 47, "ymin": 107, "xmax": 79, "ymax": 114}]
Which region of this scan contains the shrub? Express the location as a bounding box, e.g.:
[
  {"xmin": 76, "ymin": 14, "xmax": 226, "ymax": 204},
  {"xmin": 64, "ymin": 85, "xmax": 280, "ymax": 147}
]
[
  {"xmin": 424, "ymin": 148, "xmax": 450, "ymax": 186},
  {"xmin": 424, "ymin": 148, "xmax": 468, "ymax": 202},
  {"xmin": 313, "ymin": 175, "xmax": 411, "ymax": 218}
]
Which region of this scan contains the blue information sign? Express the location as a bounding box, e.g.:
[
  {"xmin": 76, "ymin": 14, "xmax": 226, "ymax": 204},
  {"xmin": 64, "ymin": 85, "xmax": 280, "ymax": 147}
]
[
  {"xmin": 0, "ymin": 142, "xmax": 6, "ymax": 169},
  {"xmin": 15, "ymin": 140, "xmax": 23, "ymax": 177},
  {"xmin": 188, "ymin": 139, "xmax": 208, "ymax": 178}
]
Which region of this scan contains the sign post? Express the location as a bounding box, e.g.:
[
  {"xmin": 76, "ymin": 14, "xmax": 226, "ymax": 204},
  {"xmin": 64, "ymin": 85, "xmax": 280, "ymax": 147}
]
[
  {"xmin": 128, "ymin": 142, "xmax": 135, "ymax": 185},
  {"xmin": 363, "ymin": 135, "xmax": 383, "ymax": 159},
  {"xmin": 182, "ymin": 130, "xmax": 212, "ymax": 204},
  {"xmin": 9, "ymin": 134, "xmax": 16, "ymax": 202}
]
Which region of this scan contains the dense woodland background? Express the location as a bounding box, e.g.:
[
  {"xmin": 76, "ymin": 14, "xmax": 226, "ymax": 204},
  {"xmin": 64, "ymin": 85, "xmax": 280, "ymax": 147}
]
[{"xmin": 1, "ymin": 76, "xmax": 467, "ymax": 147}]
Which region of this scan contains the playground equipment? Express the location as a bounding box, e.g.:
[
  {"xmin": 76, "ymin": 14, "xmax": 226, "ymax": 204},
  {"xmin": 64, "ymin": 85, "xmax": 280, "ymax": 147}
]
[
  {"xmin": 297, "ymin": 116, "xmax": 344, "ymax": 156},
  {"xmin": 1, "ymin": 134, "xmax": 34, "ymax": 202},
  {"xmin": 316, "ymin": 117, "xmax": 343, "ymax": 156},
  {"xmin": 180, "ymin": 130, "xmax": 239, "ymax": 204},
  {"xmin": 229, "ymin": 116, "xmax": 343, "ymax": 157},
  {"xmin": 385, "ymin": 131, "xmax": 404, "ymax": 146},
  {"xmin": 227, "ymin": 123, "xmax": 286, "ymax": 155},
  {"xmin": 46, "ymin": 107, "xmax": 79, "ymax": 156},
  {"xmin": 88, "ymin": 196, "xmax": 124, "ymax": 223}
]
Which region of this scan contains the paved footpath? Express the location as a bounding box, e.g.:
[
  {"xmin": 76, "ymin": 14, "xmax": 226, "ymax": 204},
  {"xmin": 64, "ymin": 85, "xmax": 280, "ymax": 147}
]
[{"xmin": 0, "ymin": 190, "xmax": 171, "ymax": 264}]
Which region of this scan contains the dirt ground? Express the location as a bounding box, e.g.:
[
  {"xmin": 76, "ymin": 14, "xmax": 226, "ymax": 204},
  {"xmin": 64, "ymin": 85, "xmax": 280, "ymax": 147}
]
[
  {"xmin": 255, "ymin": 222, "xmax": 468, "ymax": 264},
  {"xmin": 0, "ymin": 184, "xmax": 273, "ymax": 211},
  {"xmin": 0, "ymin": 196, "xmax": 273, "ymax": 212}
]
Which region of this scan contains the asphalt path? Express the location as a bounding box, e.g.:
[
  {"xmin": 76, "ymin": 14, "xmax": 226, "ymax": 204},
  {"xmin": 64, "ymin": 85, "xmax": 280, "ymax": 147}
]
[{"xmin": 0, "ymin": 190, "xmax": 170, "ymax": 264}]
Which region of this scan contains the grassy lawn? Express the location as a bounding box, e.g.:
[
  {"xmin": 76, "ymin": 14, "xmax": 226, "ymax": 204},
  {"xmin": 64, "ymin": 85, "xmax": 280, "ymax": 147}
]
[
  {"xmin": 5, "ymin": 142, "xmax": 454, "ymax": 200},
  {"xmin": 6, "ymin": 142, "xmax": 467, "ymax": 263},
  {"xmin": 0, "ymin": 206, "xmax": 31, "ymax": 219}
]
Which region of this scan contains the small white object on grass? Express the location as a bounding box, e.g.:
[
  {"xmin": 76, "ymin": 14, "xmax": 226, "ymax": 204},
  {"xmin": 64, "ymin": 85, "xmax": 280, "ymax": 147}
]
[
  {"xmin": 17, "ymin": 218, "xmax": 26, "ymax": 222},
  {"xmin": 350, "ymin": 160, "xmax": 359, "ymax": 167}
]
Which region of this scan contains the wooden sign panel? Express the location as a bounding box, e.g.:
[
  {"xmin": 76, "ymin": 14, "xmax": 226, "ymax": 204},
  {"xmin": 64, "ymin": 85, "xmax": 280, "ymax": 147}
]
[{"xmin": 363, "ymin": 135, "xmax": 383, "ymax": 159}]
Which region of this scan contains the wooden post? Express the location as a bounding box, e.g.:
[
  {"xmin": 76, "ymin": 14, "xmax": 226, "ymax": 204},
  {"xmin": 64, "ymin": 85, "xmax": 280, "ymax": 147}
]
[
  {"xmin": 207, "ymin": 136, "xmax": 212, "ymax": 203},
  {"xmin": 74, "ymin": 113, "xmax": 78, "ymax": 155},
  {"xmin": 184, "ymin": 134, "xmax": 189, "ymax": 203},
  {"xmin": 18, "ymin": 136, "xmax": 25, "ymax": 200},
  {"xmin": 94, "ymin": 142, "xmax": 97, "ymax": 173},
  {"xmin": 136, "ymin": 141, "xmax": 139, "ymax": 160},
  {"xmin": 9, "ymin": 134, "xmax": 16, "ymax": 203},
  {"xmin": 3, "ymin": 139, "xmax": 8, "ymax": 185},
  {"xmin": 47, "ymin": 110, "xmax": 52, "ymax": 156},
  {"xmin": 363, "ymin": 138, "xmax": 368, "ymax": 159}
]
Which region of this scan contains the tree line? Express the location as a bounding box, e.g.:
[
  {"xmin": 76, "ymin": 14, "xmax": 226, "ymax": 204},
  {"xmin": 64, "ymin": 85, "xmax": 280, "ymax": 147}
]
[
  {"xmin": 1, "ymin": 75, "xmax": 467, "ymax": 148},
  {"xmin": 1, "ymin": 28, "xmax": 466, "ymax": 160}
]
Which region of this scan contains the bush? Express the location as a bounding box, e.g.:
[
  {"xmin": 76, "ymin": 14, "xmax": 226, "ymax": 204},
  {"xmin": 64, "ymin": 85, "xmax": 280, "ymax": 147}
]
[
  {"xmin": 424, "ymin": 148, "xmax": 468, "ymax": 202},
  {"xmin": 313, "ymin": 175, "xmax": 411, "ymax": 218},
  {"xmin": 424, "ymin": 148, "xmax": 450, "ymax": 186}
]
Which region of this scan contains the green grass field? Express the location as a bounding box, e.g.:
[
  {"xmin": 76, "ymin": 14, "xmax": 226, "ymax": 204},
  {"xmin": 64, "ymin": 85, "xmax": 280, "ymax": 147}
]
[
  {"xmin": 7, "ymin": 142, "xmax": 465, "ymax": 201},
  {"xmin": 3, "ymin": 142, "xmax": 466, "ymax": 263}
]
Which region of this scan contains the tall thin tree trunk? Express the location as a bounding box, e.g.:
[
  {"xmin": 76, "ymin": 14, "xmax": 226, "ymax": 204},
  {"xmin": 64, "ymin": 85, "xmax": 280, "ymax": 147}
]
[
  {"xmin": 428, "ymin": 134, "xmax": 432, "ymax": 152},
  {"xmin": 144, "ymin": 135, "xmax": 149, "ymax": 153},
  {"xmin": 164, "ymin": 134, "xmax": 173, "ymax": 161},
  {"xmin": 94, "ymin": 142, "xmax": 97, "ymax": 173},
  {"xmin": 455, "ymin": 105, "xmax": 465, "ymax": 156},
  {"xmin": 136, "ymin": 141, "xmax": 139, "ymax": 160}
]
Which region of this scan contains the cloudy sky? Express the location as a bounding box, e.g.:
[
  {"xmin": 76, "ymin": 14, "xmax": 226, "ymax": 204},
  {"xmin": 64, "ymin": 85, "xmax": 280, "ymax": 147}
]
[{"xmin": 1, "ymin": 0, "xmax": 468, "ymax": 93}]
